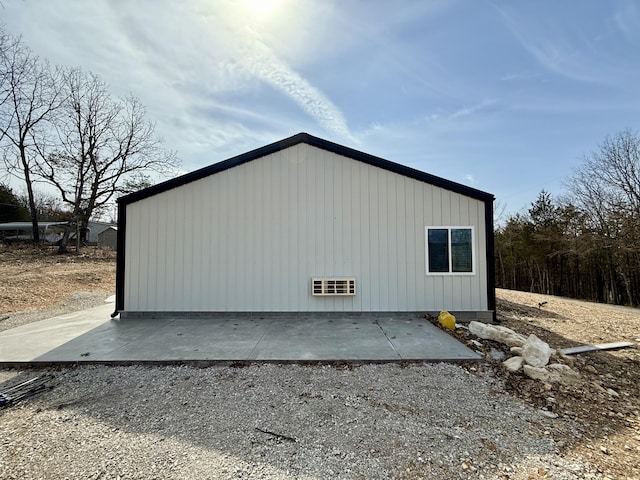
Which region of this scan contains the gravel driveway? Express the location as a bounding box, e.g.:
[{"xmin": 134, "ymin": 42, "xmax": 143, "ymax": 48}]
[{"xmin": 0, "ymin": 363, "xmax": 602, "ymax": 480}]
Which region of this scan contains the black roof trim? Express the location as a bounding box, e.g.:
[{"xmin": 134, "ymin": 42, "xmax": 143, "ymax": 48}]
[{"xmin": 118, "ymin": 132, "xmax": 494, "ymax": 205}]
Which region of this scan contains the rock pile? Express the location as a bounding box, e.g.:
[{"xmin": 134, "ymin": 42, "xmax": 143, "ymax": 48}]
[{"xmin": 468, "ymin": 321, "xmax": 581, "ymax": 386}]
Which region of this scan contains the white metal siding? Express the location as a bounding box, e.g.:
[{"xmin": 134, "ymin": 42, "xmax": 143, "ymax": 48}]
[{"xmin": 124, "ymin": 144, "xmax": 488, "ymax": 312}]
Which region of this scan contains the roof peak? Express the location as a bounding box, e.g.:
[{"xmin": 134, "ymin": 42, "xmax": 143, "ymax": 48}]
[{"xmin": 119, "ymin": 133, "xmax": 493, "ymax": 205}]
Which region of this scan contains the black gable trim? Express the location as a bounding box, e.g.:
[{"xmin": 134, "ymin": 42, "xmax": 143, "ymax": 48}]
[{"xmin": 118, "ymin": 132, "xmax": 494, "ymax": 205}]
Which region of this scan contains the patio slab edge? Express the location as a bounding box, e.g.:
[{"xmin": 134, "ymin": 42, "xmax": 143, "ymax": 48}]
[{"xmin": 0, "ymin": 356, "xmax": 483, "ymax": 369}]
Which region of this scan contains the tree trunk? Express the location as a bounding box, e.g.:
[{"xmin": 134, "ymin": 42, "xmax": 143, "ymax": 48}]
[
  {"xmin": 75, "ymin": 220, "xmax": 80, "ymax": 251},
  {"xmin": 20, "ymin": 147, "xmax": 40, "ymax": 243},
  {"xmin": 58, "ymin": 212, "xmax": 79, "ymax": 254},
  {"xmin": 78, "ymin": 214, "xmax": 91, "ymax": 246},
  {"xmin": 57, "ymin": 226, "xmax": 70, "ymax": 254},
  {"xmin": 621, "ymin": 272, "xmax": 634, "ymax": 307}
]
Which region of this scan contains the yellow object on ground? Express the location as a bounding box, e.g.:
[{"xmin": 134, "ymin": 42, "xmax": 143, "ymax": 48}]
[{"xmin": 438, "ymin": 311, "xmax": 456, "ymax": 330}]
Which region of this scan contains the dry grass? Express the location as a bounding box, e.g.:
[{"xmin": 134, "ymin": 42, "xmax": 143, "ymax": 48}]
[{"xmin": 0, "ymin": 243, "xmax": 115, "ymax": 314}]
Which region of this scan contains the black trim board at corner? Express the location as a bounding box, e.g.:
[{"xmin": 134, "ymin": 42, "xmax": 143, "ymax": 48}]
[
  {"xmin": 114, "ymin": 201, "xmax": 127, "ymax": 313},
  {"xmin": 484, "ymin": 197, "xmax": 497, "ymax": 322},
  {"xmin": 114, "ymin": 132, "xmax": 496, "ymax": 316}
]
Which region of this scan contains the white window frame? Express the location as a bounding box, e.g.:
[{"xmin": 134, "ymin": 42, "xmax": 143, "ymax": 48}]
[{"xmin": 425, "ymin": 226, "xmax": 476, "ymax": 276}]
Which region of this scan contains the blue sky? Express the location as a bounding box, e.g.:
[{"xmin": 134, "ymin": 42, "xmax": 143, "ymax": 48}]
[{"xmin": 3, "ymin": 0, "xmax": 640, "ymax": 218}]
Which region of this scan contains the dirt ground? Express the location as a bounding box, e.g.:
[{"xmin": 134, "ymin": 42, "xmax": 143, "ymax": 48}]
[
  {"xmin": 471, "ymin": 289, "xmax": 640, "ymax": 479},
  {"xmin": 0, "ymin": 245, "xmax": 638, "ymax": 478},
  {"xmin": 0, "ymin": 244, "xmax": 115, "ymax": 314}
]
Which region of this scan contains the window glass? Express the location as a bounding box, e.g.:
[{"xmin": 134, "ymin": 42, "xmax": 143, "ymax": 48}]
[
  {"xmin": 426, "ymin": 227, "xmax": 474, "ymax": 274},
  {"xmin": 451, "ymin": 228, "xmax": 472, "ymax": 272},
  {"xmin": 427, "ymin": 228, "xmax": 449, "ymax": 272}
]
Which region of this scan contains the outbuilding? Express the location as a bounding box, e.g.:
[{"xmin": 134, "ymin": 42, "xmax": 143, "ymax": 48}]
[
  {"xmin": 85, "ymin": 221, "xmax": 117, "ymax": 246},
  {"xmin": 97, "ymin": 226, "xmax": 118, "ymax": 250},
  {"xmin": 114, "ymin": 133, "xmax": 495, "ymax": 321}
]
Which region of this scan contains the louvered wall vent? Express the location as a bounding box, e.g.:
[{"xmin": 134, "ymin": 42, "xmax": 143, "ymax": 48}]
[{"xmin": 312, "ymin": 278, "xmax": 356, "ymax": 296}]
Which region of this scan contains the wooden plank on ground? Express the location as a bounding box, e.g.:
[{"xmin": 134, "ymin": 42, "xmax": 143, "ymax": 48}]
[{"xmin": 561, "ymin": 341, "xmax": 635, "ymax": 355}]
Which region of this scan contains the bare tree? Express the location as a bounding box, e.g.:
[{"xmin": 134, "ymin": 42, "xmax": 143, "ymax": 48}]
[
  {"xmin": 36, "ymin": 68, "xmax": 178, "ymax": 252},
  {"xmin": 17, "ymin": 189, "xmax": 71, "ymax": 221},
  {"xmin": 565, "ymin": 129, "xmax": 640, "ymax": 305},
  {"xmin": 0, "ymin": 29, "xmax": 63, "ymax": 242},
  {"xmin": 0, "ymin": 29, "xmax": 10, "ymax": 114},
  {"xmin": 568, "ymin": 130, "xmax": 640, "ymax": 229}
]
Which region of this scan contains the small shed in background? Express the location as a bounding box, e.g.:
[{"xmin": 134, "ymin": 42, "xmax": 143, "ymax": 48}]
[
  {"xmin": 85, "ymin": 221, "xmax": 116, "ymax": 245},
  {"xmin": 97, "ymin": 226, "xmax": 118, "ymax": 250}
]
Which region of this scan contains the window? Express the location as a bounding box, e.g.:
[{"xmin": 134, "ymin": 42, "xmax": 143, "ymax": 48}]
[{"xmin": 425, "ymin": 227, "xmax": 474, "ymax": 274}]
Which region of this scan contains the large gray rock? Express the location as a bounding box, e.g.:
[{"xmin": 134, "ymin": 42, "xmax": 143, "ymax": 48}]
[
  {"xmin": 523, "ymin": 364, "xmax": 581, "ymax": 386},
  {"xmin": 522, "ymin": 334, "xmax": 555, "ymax": 367},
  {"xmin": 468, "ymin": 321, "xmax": 527, "ymax": 347}
]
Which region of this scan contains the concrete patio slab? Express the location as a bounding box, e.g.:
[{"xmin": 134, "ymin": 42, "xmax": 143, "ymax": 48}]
[
  {"xmin": 0, "ymin": 303, "xmax": 115, "ymax": 362},
  {"xmin": 0, "ymin": 303, "xmax": 482, "ymax": 365},
  {"xmin": 248, "ymin": 317, "xmax": 399, "ymax": 361},
  {"xmin": 376, "ymin": 318, "xmax": 477, "ymax": 360}
]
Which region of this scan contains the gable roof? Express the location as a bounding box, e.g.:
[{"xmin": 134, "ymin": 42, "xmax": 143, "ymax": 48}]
[{"xmin": 118, "ymin": 132, "xmax": 494, "ymax": 206}]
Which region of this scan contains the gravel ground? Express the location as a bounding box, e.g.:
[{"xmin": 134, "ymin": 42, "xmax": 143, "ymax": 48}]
[{"xmin": 0, "ymin": 363, "xmax": 603, "ymax": 480}]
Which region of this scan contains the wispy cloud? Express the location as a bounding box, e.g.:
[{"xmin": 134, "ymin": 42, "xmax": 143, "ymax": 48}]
[
  {"xmin": 500, "ymin": 71, "xmax": 540, "ymax": 82},
  {"xmin": 206, "ymin": 2, "xmax": 356, "ymax": 143},
  {"xmin": 359, "ymin": 98, "xmax": 496, "ymax": 146},
  {"xmin": 501, "ymin": 31, "xmax": 579, "ymax": 80},
  {"xmin": 2, "ymin": 0, "xmax": 356, "ymax": 165},
  {"xmin": 449, "ymin": 100, "xmax": 495, "ymax": 120},
  {"xmin": 612, "ymin": 0, "xmax": 640, "ymax": 45},
  {"xmin": 494, "ymin": 5, "xmax": 612, "ymax": 83},
  {"xmin": 237, "ymin": 35, "xmax": 356, "ymax": 143}
]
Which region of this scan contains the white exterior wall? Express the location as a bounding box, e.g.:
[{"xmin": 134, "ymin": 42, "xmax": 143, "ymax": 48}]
[{"xmin": 124, "ymin": 144, "xmax": 487, "ymax": 312}]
